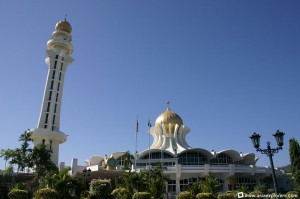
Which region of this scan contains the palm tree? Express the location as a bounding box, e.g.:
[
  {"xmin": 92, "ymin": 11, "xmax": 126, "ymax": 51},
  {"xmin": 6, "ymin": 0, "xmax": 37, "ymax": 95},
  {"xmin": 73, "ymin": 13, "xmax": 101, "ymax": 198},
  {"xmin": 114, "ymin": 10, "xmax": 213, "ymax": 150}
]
[
  {"xmin": 200, "ymin": 173, "xmax": 220, "ymax": 195},
  {"xmin": 0, "ymin": 149, "xmax": 14, "ymax": 170}
]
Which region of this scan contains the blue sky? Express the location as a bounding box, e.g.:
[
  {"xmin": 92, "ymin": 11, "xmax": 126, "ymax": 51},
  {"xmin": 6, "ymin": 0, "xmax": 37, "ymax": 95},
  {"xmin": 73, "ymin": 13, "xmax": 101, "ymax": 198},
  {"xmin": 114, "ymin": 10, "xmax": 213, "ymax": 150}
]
[{"xmin": 0, "ymin": 1, "xmax": 299, "ymax": 169}]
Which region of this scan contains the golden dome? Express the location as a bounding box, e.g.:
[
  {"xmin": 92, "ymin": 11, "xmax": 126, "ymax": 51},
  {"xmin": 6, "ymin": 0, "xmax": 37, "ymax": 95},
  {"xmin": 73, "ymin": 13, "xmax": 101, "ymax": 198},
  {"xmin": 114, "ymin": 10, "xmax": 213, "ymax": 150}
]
[
  {"xmin": 55, "ymin": 19, "xmax": 72, "ymax": 33},
  {"xmin": 155, "ymin": 106, "xmax": 183, "ymax": 133}
]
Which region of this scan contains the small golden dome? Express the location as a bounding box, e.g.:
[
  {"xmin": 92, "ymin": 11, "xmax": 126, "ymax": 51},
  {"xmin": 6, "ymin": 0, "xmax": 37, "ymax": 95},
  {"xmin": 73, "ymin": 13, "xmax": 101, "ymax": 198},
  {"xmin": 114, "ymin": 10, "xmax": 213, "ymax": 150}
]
[
  {"xmin": 155, "ymin": 105, "xmax": 183, "ymax": 133},
  {"xmin": 55, "ymin": 19, "xmax": 72, "ymax": 33}
]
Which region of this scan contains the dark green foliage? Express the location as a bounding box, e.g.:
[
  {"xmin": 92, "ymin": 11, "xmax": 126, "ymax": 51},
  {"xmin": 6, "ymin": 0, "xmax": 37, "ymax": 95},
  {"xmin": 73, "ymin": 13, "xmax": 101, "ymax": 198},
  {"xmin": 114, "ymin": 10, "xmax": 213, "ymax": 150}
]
[
  {"xmin": 217, "ymin": 193, "xmax": 234, "ymax": 199},
  {"xmin": 29, "ymin": 144, "xmax": 58, "ymax": 178},
  {"xmin": 111, "ymin": 187, "xmax": 129, "ymax": 199},
  {"xmin": 89, "ymin": 179, "xmax": 113, "ymax": 199},
  {"xmin": 176, "ymin": 191, "xmax": 192, "ymax": 199},
  {"xmin": 132, "ymin": 192, "xmax": 151, "ymax": 199},
  {"xmin": 8, "ymin": 189, "xmax": 28, "ymax": 199},
  {"xmin": 0, "ymin": 183, "xmax": 10, "ymax": 199},
  {"xmin": 200, "ymin": 173, "xmax": 220, "ymax": 195},
  {"xmin": 253, "ymin": 184, "xmax": 267, "ymax": 194},
  {"xmin": 196, "ymin": 193, "xmax": 217, "ymax": 199},
  {"xmin": 187, "ymin": 182, "xmax": 201, "ymax": 198},
  {"xmin": 33, "ymin": 188, "xmax": 58, "ymax": 199},
  {"xmin": 289, "ymin": 138, "xmax": 300, "ymax": 192}
]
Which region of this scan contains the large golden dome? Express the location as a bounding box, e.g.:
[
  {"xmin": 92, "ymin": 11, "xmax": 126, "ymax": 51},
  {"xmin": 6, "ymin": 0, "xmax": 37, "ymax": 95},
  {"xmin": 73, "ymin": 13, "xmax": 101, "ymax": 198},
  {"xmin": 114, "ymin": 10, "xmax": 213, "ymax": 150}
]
[
  {"xmin": 155, "ymin": 106, "xmax": 183, "ymax": 133},
  {"xmin": 55, "ymin": 19, "xmax": 72, "ymax": 33}
]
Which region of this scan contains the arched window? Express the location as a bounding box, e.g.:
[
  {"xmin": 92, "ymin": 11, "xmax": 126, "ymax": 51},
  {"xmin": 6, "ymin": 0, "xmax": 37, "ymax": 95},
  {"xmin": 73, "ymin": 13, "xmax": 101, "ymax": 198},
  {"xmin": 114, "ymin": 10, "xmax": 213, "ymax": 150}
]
[
  {"xmin": 210, "ymin": 153, "xmax": 233, "ymax": 165},
  {"xmin": 140, "ymin": 151, "xmax": 173, "ymax": 160},
  {"xmin": 178, "ymin": 151, "xmax": 208, "ymax": 165}
]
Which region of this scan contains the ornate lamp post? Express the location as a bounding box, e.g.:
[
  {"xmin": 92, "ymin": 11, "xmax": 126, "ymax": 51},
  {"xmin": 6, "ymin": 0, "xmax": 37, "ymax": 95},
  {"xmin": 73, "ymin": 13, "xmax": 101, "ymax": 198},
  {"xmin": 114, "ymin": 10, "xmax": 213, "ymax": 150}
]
[
  {"xmin": 249, "ymin": 130, "xmax": 285, "ymax": 199},
  {"xmin": 83, "ymin": 168, "xmax": 92, "ymax": 190}
]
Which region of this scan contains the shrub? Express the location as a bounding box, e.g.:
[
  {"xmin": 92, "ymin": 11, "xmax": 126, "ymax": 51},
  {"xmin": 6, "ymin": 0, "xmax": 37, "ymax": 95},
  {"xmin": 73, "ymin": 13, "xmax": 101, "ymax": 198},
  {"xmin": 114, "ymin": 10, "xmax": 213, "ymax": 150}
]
[
  {"xmin": 196, "ymin": 193, "xmax": 217, "ymax": 199},
  {"xmin": 132, "ymin": 192, "xmax": 151, "ymax": 199},
  {"xmin": 33, "ymin": 188, "xmax": 58, "ymax": 199},
  {"xmin": 8, "ymin": 189, "xmax": 28, "ymax": 199},
  {"xmin": 89, "ymin": 179, "xmax": 112, "ymax": 199},
  {"xmin": 176, "ymin": 191, "xmax": 192, "ymax": 199},
  {"xmin": 217, "ymin": 193, "xmax": 234, "ymax": 199},
  {"xmin": 286, "ymin": 191, "xmax": 299, "ymax": 198},
  {"xmin": 111, "ymin": 187, "xmax": 129, "ymax": 199}
]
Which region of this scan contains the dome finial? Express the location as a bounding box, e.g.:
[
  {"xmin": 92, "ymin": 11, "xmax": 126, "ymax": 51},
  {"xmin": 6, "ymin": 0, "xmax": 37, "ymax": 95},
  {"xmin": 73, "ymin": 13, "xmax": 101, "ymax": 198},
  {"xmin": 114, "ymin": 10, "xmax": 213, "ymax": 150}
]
[
  {"xmin": 64, "ymin": 14, "xmax": 67, "ymax": 21},
  {"xmin": 167, "ymin": 101, "xmax": 170, "ymax": 109}
]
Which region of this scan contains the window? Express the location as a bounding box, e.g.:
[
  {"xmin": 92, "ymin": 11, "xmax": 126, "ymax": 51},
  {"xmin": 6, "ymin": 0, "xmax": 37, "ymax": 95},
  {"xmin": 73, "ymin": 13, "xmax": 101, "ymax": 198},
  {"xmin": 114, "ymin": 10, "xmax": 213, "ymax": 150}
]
[
  {"xmin": 52, "ymin": 70, "xmax": 56, "ymax": 79},
  {"xmin": 55, "ymin": 55, "xmax": 58, "ymax": 59},
  {"xmin": 50, "ymin": 81, "xmax": 54, "ymax": 90},
  {"xmin": 62, "ymin": 57, "xmax": 64, "ymax": 61},
  {"xmin": 42, "ymin": 139, "xmax": 45, "ymax": 145},
  {"xmin": 46, "ymin": 102, "xmax": 51, "ymax": 112},
  {"xmin": 44, "ymin": 125, "xmax": 47, "ymax": 129},
  {"xmin": 52, "ymin": 115, "xmax": 55, "ymax": 125},
  {"xmin": 54, "ymin": 103, "xmax": 57, "ymax": 113},
  {"xmin": 59, "ymin": 72, "xmax": 62, "ymax": 81},
  {"xmin": 56, "ymin": 93, "xmax": 59, "ymax": 102},
  {"xmin": 52, "ymin": 126, "xmax": 55, "ymax": 131},
  {"xmin": 45, "ymin": 113, "xmax": 49, "ymax": 124},
  {"xmin": 210, "ymin": 154, "xmax": 233, "ymax": 165},
  {"xmin": 60, "ymin": 63, "xmax": 63, "ymax": 71},
  {"xmin": 54, "ymin": 61, "xmax": 57, "ymax": 69},
  {"xmin": 57, "ymin": 82, "xmax": 60, "ymax": 91},
  {"xmin": 48, "ymin": 91, "xmax": 52, "ymax": 100},
  {"xmin": 178, "ymin": 152, "xmax": 208, "ymax": 165},
  {"xmin": 50, "ymin": 140, "xmax": 52, "ymax": 149}
]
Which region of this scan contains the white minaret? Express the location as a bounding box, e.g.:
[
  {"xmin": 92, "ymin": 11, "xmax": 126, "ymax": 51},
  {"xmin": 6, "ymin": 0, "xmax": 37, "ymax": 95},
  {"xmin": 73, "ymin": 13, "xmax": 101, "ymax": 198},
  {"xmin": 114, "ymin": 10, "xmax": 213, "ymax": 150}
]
[{"xmin": 30, "ymin": 19, "xmax": 74, "ymax": 165}]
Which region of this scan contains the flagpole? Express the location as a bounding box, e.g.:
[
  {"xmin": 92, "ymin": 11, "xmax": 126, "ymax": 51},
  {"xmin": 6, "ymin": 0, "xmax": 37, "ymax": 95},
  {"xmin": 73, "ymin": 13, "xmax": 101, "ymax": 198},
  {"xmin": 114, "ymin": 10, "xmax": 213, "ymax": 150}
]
[
  {"xmin": 135, "ymin": 115, "xmax": 139, "ymax": 170},
  {"xmin": 148, "ymin": 119, "xmax": 151, "ymax": 169}
]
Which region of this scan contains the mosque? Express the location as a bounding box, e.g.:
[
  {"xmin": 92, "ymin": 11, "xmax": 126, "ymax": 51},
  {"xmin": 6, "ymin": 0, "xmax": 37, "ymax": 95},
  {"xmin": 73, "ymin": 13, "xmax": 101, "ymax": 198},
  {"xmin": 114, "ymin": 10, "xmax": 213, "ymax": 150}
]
[{"xmin": 29, "ymin": 19, "xmax": 286, "ymax": 196}]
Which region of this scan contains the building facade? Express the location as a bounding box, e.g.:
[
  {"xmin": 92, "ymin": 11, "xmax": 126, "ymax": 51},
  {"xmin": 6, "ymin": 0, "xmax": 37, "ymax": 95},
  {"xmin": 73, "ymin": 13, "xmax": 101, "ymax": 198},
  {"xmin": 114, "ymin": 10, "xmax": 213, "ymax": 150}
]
[{"xmin": 71, "ymin": 105, "xmax": 275, "ymax": 196}]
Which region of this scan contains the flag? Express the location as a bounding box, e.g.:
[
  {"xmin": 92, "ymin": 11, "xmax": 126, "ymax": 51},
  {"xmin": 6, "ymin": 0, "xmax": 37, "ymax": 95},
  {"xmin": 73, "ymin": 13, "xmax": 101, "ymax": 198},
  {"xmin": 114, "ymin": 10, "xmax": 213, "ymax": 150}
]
[
  {"xmin": 136, "ymin": 119, "xmax": 139, "ymax": 133},
  {"xmin": 148, "ymin": 119, "xmax": 151, "ymax": 128}
]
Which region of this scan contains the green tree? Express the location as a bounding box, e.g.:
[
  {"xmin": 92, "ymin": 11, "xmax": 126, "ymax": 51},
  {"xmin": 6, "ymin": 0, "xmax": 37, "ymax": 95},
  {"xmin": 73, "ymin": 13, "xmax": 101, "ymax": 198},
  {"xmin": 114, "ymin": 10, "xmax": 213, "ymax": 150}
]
[
  {"xmin": 289, "ymin": 138, "xmax": 300, "ymax": 192},
  {"xmin": 0, "ymin": 149, "xmax": 15, "ymax": 170},
  {"xmin": 122, "ymin": 151, "xmax": 133, "ymax": 170},
  {"xmin": 89, "ymin": 179, "xmax": 113, "ymax": 199},
  {"xmin": 28, "ymin": 144, "xmax": 58, "ymax": 178},
  {"xmin": 200, "ymin": 173, "xmax": 220, "ymax": 195},
  {"xmin": 144, "ymin": 163, "xmax": 169, "ymax": 199},
  {"xmin": 45, "ymin": 168, "xmax": 81, "ymax": 199},
  {"xmin": 188, "ymin": 182, "xmax": 202, "ymax": 198}
]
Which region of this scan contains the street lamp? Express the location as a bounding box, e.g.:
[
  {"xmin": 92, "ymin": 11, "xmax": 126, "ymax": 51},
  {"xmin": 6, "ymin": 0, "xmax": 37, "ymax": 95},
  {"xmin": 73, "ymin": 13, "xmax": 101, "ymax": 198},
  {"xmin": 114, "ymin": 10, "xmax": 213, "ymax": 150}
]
[
  {"xmin": 83, "ymin": 168, "xmax": 92, "ymax": 190},
  {"xmin": 249, "ymin": 130, "xmax": 285, "ymax": 199}
]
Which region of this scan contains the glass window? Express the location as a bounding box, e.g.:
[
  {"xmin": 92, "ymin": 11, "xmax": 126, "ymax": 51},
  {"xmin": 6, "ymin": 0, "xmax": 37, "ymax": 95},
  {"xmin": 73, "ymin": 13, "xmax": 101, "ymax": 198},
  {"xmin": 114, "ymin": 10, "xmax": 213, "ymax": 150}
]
[
  {"xmin": 59, "ymin": 72, "xmax": 62, "ymax": 81},
  {"xmin": 54, "ymin": 61, "xmax": 57, "ymax": 69},
  {"xmin": 50, "ymin": 81, "xmax": 54, "ymax": 90},
  {"xmin": 60, "ymin": 63, "xmax": 63, "ymax": 71},
  {"xmin": 57, "ymin": 82, "xmax": 60, "ymax": 91},
  {"xmin": 45, "ymin": 113, "xmax": 49, "ymax": 124},
  {"xmin": 52, "ymin": 70, "xmax": 56, "ymax": 79},
  {"xmin": 56, "ymin": 93, "xmax": 59, "ymax": 102},
  {"xmin": 46, "ymin": 102, "xmax": 51, "ymax": 112},
  {"xmin": 54, "ymin": 103, "xmax": 57, "ymax": 113},
  {"xmin": 52, "ymin": 115, "xmax": 55, "ymax": 125},
  {"xmin": 210, "ymin": 154, "xmax": 233, "ymax": 165},
  {"xmin": 55, "ymin": 55, "xmax": 58, "ymax": 59},
  {"xmin": 48, "ymin": 91, "xmax": 52, "ymax": 100},
  {"xmin": 178, "ymin": 151, "xmax": 208, "ymax": 165}
]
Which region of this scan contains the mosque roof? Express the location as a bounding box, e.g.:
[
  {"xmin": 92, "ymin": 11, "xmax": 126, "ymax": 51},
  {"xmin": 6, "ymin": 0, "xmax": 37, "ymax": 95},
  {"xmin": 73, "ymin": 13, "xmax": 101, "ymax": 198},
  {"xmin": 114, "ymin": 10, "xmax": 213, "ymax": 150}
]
[{"xmin": 55, "ymin": 18, "xmax": 72, "ymax": 33}]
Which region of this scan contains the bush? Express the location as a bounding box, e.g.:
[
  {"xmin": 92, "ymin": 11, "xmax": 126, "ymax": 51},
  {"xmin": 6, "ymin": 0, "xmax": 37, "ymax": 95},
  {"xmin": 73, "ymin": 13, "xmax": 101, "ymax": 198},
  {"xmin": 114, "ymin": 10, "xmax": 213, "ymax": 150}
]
[
  {"xmin": 286, "ymin": 191, "xmax": 299, "ymax": 198},
  {"xmin": 8, "ymin": 189, "xmax": 28, "ymax": 199},
  {"xmin": 132, "ymin": 192, "xmax": 151, "ymax": 199},
  {"xmin": 111, "ymin": 187, "xmax": 129, "ymax": 199},
  {"xmin": 89, "ymin": 179, "xmax": 112, "ymax": 199},
  {"xmin": 196, "ymin": 193, "xmax": 217, "ymax": 199},
  {"xmin": 33, "ymin": 188, "xmax": 58, "ymax": 199},
  {"xmin": 217, "ymin": 193, "xmax": 234, "ymax": 199},
  {"xmin": 176, "ymin": 191, "xmax": 192, "ymax": 199}
]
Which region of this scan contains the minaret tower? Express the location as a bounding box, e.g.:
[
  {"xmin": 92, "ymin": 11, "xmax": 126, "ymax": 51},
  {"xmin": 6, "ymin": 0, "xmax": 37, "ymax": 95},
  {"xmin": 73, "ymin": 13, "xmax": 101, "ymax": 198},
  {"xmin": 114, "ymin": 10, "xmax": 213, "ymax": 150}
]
[{"xmin": 30, "ymin": 19, "xmax": 74, "ymax": 165}]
